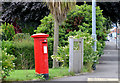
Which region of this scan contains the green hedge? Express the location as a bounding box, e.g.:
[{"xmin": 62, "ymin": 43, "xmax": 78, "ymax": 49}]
[
  {"xmin": 47, "ymin": 38, "xmax": 54, "ymax": 68},
  {"xmin": 2, "ymin": 33, "xmax": 55, "ymax": 69},
  {"xmin": 2, "ymin": 33, "xmax": 35, "ymax": 69}
]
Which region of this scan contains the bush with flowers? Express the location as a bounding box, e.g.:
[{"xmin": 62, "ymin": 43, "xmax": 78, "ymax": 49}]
[
  {"xmin": 51, "ymin": 30, "xmax": 100, "ymax": 71},
  {"xmin": 2, "ymin": 48, "xmax": 16, "ymax": 80},
  {"xmin": 75, "ymin": 31, "xmax": 99, "ymax": 71},
  {"xmin": 51, "ymin": 46, "xmax": 69, "ymax": 67}
]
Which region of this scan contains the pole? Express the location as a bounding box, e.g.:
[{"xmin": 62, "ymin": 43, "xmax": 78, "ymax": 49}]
[
  {"xmin": 116, "ymin": 23, "xmax": 117, "ymax": 49},
  {"xmin": 92, "ymin": 0, "xmax": 97, "ymax": 51}
]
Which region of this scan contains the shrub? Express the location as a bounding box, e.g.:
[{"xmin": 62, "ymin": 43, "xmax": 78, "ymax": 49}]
[
  {"xmin": 12, "ymin": 33, "xmax": 34, "ymax": 69},
  {"xmin": 35, "ymin": 4, "xmax": 107, "ymax": 46},
  {"xmin": 74, "ymin": 31, "xmax": 99, "ymax": 71},
  {"xmin": 97, "ymin": 41, "xmax": 104, "ymax": 56},
  {"xmin": 52, "ymin": 30, "xmax": 99, "ymax": 71},
  {"xmin": 2, "ymin": 48, "xmax": 15, "ymax": 80},
  {"xmin": 2, "ymin": 40, "xmax": 14, "ymax": 55},
  {"xmin": 51, "ymin": 46, "xmax": 69, "ymax": 67},
  {"xmin": 35, "ymin": 14, "xmax": 67, "ymax": 47},
  {"xmin": 0, "ymin": 22, "xmax": 15, "ymax": 41},
  {"xmin": 19, "ymin": 22, "xmax": 40, "ymax": 35},
  {"xmin": 34, "ymin": 14, "xmax": 54, "ymax": 37},
  {"xmin": 47, "ymin": 38, "xmax": 54, "ymax": 68},
  {"xmin": 35, "ymin": 3, "xmax": 107, "ymax": 68},
  {"xmin": 2, "ymin": 33, "xmax": 35, "ymax": 70}
]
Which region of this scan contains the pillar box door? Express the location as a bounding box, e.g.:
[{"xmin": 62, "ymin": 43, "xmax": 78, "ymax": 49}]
[{"xmin": 31, "ymin": 33, "xmax": 49, "ymax": 78}]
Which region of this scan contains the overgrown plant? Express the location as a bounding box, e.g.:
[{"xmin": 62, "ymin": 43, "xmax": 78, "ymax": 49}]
[
  {"xmin": 12, "ymin": 33, "xmax": 34, "ymax": 69},
  {"xmin": 2, "ymin": 48, "xmax": 16, "ymax": 80},
  {"xmin": 47, "ymin": 38, "xmax": 54, "ymax": 68},
  {"xmin": 2, "ymin": 33, "xmax": 35, "ymax": 70},
  {"xmin": 74, "ymin": 31, "xmax": 99, "ymax": 72},
  {"xmin": 51, "ymin": 30, "xmax": 99, "ymax": 72},
  {"xmin": 51, "ymin": 46, "xmax": 69, "ymax": 67},
  {"xmin": 0, "ymin": 23, "xmax": 15, "ymax": 41}
]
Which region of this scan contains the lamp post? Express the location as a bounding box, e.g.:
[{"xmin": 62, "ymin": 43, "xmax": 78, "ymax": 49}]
[
  {"xmin": 116, "ymin": 23, "xmax": 117, "ymax": 49},
  {"xmin": 92, "ymin": 0, "xmax": 97, "ymax": 51}
]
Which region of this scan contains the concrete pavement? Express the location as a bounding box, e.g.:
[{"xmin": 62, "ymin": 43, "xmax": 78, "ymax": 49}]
[{"xmin": 51, "ymin": 41, "xmax": 119, "ymax": 82}]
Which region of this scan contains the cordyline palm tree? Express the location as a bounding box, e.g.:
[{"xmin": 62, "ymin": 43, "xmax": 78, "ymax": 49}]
[{"xmin": 46, "ymin": 0, "xmax": 76, "ymax": 68}]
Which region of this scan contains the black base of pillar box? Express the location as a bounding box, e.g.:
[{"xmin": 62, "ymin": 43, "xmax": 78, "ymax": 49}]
[
  {"xmin": 36, "ymin": 73, "xmax": 49, "ymax": 80},
  {"xmin": 42, "ymin": 74, "xmax": 49, "ymax": 80}
]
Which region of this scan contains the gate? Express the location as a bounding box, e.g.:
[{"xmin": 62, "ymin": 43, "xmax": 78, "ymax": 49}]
[{"xmin": 69, "ymin": 36, "xmax": 84, "ymax": 73}]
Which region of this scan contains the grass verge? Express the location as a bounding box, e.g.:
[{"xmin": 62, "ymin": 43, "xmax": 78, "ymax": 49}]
[
  {"xmin": 4, "ymin": 67, "xmax": 88, "ymax": 81},
  {"xmin": 4, "ymin": 67, "xmax": 73, "ymax": 81}
]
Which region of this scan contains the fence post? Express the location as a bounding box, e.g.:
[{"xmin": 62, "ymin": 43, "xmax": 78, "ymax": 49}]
[
  {"xmin": 69, "ymin": 36, "xmax": 74, "ymax": 72},
  {"xmin": 81, "ymin": 38, "xmax": 84, "ymax": 72},
  {"xmin": 69, "ymin": 37, "xmax": 83, "ymax": 73}
]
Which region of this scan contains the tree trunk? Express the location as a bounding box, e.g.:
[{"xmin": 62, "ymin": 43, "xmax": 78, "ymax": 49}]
[{"xmin": 53, "ymin": 19, "xmax": 59, "ymax": 68}]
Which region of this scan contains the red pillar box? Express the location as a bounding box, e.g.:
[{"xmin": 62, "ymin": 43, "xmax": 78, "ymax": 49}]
[{"xmin": 31, "ymin": 33, "xmax": 49, "ymax": 79}]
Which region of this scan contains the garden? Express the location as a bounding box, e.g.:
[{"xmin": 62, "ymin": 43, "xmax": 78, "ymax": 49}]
[{"xmin": 1, "ymin": 2, "xmax": 109, "ymax": 82}]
